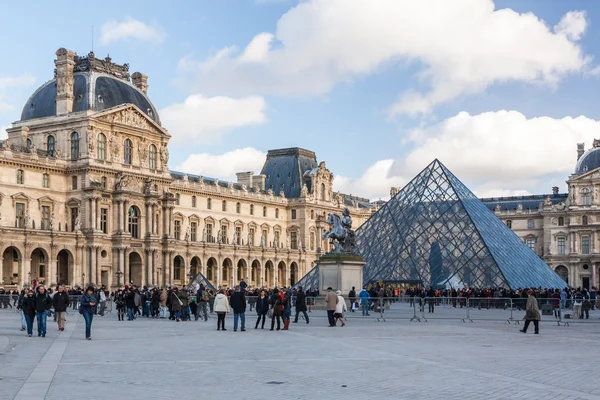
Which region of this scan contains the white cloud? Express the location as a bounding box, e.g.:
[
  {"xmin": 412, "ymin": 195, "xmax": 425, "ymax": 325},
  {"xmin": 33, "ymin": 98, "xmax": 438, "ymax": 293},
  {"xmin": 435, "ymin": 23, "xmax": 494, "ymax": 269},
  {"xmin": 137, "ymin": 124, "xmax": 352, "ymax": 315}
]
[
  {"xmin": 179, "ymin": 0, "xmax": 590, "ymax": 115},
  {"xmin": 174, "ymin": 147, "xmax": 266, "ymax": 180},
  {"xmin": 0, "ymin": 75, "xmax": 35, "ymax": 111},
  {"xmin": 100, "ymin": 17, "xmax": 165, "ymax": 45},
  {"xmin": 0, "ymin": 125, "xmax": 10, "ymax": 140},
  {"xmin": 160, "ymin": 94, "xmax": 267, "ymax": 144},
  {"xmin": 338, "ymin": 110, "xmax": 600, "ymax": 200}
]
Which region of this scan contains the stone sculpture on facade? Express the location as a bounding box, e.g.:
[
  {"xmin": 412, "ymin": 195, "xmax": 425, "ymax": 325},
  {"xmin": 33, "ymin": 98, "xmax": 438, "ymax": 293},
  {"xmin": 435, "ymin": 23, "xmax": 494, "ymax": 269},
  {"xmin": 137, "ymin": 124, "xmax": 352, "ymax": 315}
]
[{"xmin": 322, "ymin": 208, "xmax": 357, "ymax": 254}]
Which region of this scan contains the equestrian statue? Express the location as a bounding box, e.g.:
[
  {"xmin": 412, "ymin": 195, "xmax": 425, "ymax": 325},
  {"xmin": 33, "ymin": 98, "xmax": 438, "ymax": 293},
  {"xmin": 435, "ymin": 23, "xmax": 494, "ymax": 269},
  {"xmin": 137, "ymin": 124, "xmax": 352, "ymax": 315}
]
[{"xmin": 322, "ymin": 208, "xmax": 358, "ymax": 254}]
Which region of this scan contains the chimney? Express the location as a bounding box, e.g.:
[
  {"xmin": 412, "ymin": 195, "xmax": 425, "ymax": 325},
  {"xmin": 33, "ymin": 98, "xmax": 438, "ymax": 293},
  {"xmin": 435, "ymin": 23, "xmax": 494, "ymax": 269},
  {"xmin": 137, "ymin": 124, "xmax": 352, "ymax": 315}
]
[
  {"xmin": 552, "ymin": 186, "xmax": 559, "ymax": 196},
  {"xmin": 132, "ymin": 72, "xmax": 148, "ymax": 94},
  {"xmin": 254, "ymin": 174, "xmax": 266, "ymax": 191},
  {"xmin": 55, "ymin": 48, "xmax": 75, "ymax": 115},
  {"xmin": 236, "ymin": 171, "xmax": 254, "ymax": 187},
  {"xmin": 7, "ymin": 126, "xmax": 29, "ymax": 148},
  {"xmin": 577, "ymin": 143, "xmax": 585, "ymax": 160}
]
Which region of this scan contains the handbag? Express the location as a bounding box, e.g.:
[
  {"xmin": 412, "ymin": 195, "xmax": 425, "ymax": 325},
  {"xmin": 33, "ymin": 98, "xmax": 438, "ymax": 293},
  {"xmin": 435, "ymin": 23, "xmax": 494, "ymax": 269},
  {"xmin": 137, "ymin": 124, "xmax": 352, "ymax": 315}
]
[{"xmin": 267, "ymin": 308, "xmax": 273, "ymax": 319}]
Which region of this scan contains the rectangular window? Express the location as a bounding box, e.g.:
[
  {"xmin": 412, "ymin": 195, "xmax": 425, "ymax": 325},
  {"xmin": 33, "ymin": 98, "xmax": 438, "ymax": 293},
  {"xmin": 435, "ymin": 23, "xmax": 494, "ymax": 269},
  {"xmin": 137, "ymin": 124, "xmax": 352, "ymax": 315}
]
[
  {"xmin": 221, "ymin": 226, "xmax": 228, "ymax": 244},
  {"xmin": 249, "ymin": 228, "xmax": 255, "ymax": 246},
  {"xmin": 527, "ymin": 219, "xmax": 534, "ymax": 229},
  {"xmin": 582, "ymin": 236, "xmax": 591, "ymax": 254},
  {"xmin": 236, "ymin": 203, "xmax": 241, "ymax": 213},
  {"xmin": 206, "ymin": 223, "xmax": 213, "ymax": 243},
  {"xmin": 16, "ymin": 203, "xmax": 25, "ymax": 228},
  {"xmin": 39, "ymin": 264, "xmax": 45, "ymax": 278},
  {"xmin": 262, "ymin": 229, "xmax": 267, "ymax": 246},
  {"xmin": 526, "ymin": 238, "xmax": 535, "ymax": 252},
  {"xmin": 192, "ymin": 196, "xmax": 196, "ymax": 207},
  {"xmin": 174, "ymin": 266, "xmax": 181, "ymax": 281},
  {"xmin": 70, "ymin": 207, "xmax": 78, "ymax": 232},
  {"xmin": 190, "ymin": 222, "xmax": 197, "ymax": 241},
  {"xmin": 42, "ymin": 174, "xmax": 49, "ymax": 188},
  {"xmin": 275, "ymin": 208, "xmax": 279, "ymax": 218},
  {"xmin": 174, "ymin": 220, "xmax": 181, "ymax": 240},
  {"xmin": 263, "ymin": 207, "xmax": 267, "ymax": 217},
  {"xmin": 41, "ymin": 206, "xmax": 50, "ymax": 230},
  {"xmin": 17, "ymin": 170, "xmax": 24, "ymax": 184},
  {"xmin": 100, "ymin": 208, "xmax": 108, "ymax": 234},
  {"xmin": 291, "ymin": 231, "xmax": 298, "ymax": 249},
  {"xmin": 235, "ymin": 226, "xmax": 242, "ymax": 245},
  {"xmin": 250, "ymin": 205, "xmax": 254, "ymax": 215},
  {"xmin": 557, "ymin": 237, "xmax": 566, "ymax": 255},
  {"xmin": 274, "ymin": 231, "xmax": 280, "ymax": 248},
  {"xmin": 72, "ymin": 176, "xmax": 78, "ymax": 190},
  {"xmin": 291, "ymin": 209, "xmax": 297, "ymax": 219}
]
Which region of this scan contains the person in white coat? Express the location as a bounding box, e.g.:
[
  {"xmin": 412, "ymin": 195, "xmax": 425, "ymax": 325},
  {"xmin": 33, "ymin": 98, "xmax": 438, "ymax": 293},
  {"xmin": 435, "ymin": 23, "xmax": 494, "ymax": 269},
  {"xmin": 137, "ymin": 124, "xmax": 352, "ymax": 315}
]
[
  {"xmin": 334, "ymin": 290, "xmax": 347, "ymax": 327},
  {"xmin": 213, "ymin": 289, "xmax": 230, "ymax": 331}
]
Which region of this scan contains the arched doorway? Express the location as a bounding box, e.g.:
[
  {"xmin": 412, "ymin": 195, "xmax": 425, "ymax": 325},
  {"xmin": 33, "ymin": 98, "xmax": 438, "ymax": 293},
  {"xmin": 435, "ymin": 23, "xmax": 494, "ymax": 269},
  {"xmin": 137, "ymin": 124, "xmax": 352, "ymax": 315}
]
[
  {"xmin": 237, "ymin": 259, "xmax": 247, "ymax": 284},
  {"xmin": 190, "ymin": 256, "xmax": 201, "ymax": 278},
  {"xmin": 57, "ymin": 249, "xmax": 72, "ymax": 286},
  {"xmin": 206, "ymin": 257, "xmax": 217, "ymax": 285},
  {"xmin": 30, "ymin": 248, "xmax": 48, "ymax": 286},
  {"xmin": 277, "ymin": 261, "xmax": 286, "ymax": 287},
  {"xmin": 2, "ymin": 247, "xmax": 21, "ymax": 285},
  {"xmin": 174, "ymin": 256, "xmax": 184, "ymax": 284},
  {"xmin": 290, "ymin": 262, "xmax": 298, "ymax": 286},
  {"xmin": 251, "ymin": 260, "xmax": 260, "ymax": 287},
  {"xmin": 222, "ymin": 258, "xmax": 232, "ymax": 288},
  {"xmin": 265, "ymin": 261, "xmax": 274, "ymax": 288},
  {"xmin": 555, "ymin": 265, "xmax": 568, "ymax": 284},
  {"xmin": 129, "ymin": 252, "xmax": 143, "ymax": 285}
]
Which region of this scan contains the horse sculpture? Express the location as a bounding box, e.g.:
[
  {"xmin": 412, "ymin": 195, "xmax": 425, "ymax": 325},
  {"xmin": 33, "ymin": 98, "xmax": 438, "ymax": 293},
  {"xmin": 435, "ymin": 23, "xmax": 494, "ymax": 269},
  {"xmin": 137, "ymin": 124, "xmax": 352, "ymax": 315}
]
[{"xmin": 322, "ymin": 210, "xmax": 357, "ymax": 254}]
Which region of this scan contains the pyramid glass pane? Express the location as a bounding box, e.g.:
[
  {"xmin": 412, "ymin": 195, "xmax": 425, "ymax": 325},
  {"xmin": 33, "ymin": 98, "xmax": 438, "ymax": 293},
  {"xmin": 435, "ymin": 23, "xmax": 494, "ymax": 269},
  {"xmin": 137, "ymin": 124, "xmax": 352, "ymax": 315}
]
[
  {"xmin": 356, "ymin": 159, "xmax": 567, "ymax": 290},
  {"xmin": 187, "ymin": 271, "xmax": 216, "ymax": 292},
  {"xmin": 293, "ymin": 266, "xmax": 319, "ymax": 291}
]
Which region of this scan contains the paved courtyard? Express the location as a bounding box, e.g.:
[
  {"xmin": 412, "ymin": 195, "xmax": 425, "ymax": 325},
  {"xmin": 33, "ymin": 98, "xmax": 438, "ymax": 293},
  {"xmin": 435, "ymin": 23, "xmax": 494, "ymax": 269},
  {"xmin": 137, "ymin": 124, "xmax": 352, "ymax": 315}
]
[{"xmin": 1, "ymin": 304, "xmax": 600, "ymax": 400}]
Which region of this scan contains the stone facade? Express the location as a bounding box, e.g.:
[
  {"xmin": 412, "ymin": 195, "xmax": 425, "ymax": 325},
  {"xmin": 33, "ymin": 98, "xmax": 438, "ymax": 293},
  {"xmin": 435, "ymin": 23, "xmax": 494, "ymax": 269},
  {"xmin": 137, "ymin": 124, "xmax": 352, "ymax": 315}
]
[{"xmin": 0, "ymin": 48, "xmax": 377, "ymax": 290}]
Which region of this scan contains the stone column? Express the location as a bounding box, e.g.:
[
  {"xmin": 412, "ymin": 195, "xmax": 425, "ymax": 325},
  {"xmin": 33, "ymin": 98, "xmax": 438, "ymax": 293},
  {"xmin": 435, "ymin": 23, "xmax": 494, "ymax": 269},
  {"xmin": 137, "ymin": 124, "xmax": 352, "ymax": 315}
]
[
  {"xmin": 162, "ymin": 206, "xmax": 168, "ymax": 238},
  {"xmin": 151, "ymin": 250, "xmax": 156, "ymax": 286},
  {"xmin": 48, "ymin": 255, "xmax": 57, "ymax": 286},
  {"xmin": 168, "ymin": 207, "xmax": 174, "ymax": 237},
  {"xmin": 593, "ymin": 263, "xmax": 598, "ymax": 288},
  {"xmin": 123, "ymin": 248, "xmax": 129, "ymax": 285},
  {"xmin": 117, "ymin": 201, "xmax": 123, "ymax": 233},
  {"xmin": 162, "ymin": 251, "xmax": 167, "ymax": 287},
  {"xmin": 90, "ymin": 246, "xmax": 96, "ymax": 285},
  {"xmin": 168, "ymin": 252, "xmax": 174, "ymax": 286},
  {"xmin": 143, "ymin": 249, "xmax": 150, "ymax": 287},
  {"xmin": 285, "ymin": 265, "xmax": 291, "ymax": 287},
  {"xmin": 0, "ymin": 256, "xmax": 3, "ymax": 285},
  {"xmin": 90, "ymin": 198, "xmax": 96, "ymax": 231},
  {"xmin": 216, "ymin": 259, "xmax": 222, "ymax": 289},
  {"xmin": 95, "ymin": 198, "xmax": 101, "ymax": 232},
  {"xmin": 95, "ymin": 247, "xmax": 101, "ymax": 286},
  {"xmin": 21, "ymin": 258, "xmax": 31, "ymax": 288},
  {"xmin": 81, "ymin": 245, "xmax": 88, "ymax": 286},
  {"xmin": 145, "ymin": 203, "xmax": 151, "ymax": 238}
]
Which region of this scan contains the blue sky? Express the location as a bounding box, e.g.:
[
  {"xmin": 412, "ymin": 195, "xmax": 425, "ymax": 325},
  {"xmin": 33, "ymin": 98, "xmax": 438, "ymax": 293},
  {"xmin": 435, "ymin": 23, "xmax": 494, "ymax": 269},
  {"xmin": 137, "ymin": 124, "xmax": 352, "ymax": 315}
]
[{"xmin": 2, "ymin": 0, "xmax": 600, "ymax": 200}]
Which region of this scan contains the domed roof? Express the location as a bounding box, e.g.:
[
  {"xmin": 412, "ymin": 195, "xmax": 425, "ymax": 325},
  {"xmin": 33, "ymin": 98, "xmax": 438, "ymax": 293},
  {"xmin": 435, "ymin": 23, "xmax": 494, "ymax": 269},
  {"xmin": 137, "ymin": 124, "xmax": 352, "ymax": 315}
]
[
  {"xmin": 575, "ymin": 146, "xmax": 600, "ymax": 174},
  {"xmin": 21, "ymin": 72, "xmax": 160, "ymax": 123}
]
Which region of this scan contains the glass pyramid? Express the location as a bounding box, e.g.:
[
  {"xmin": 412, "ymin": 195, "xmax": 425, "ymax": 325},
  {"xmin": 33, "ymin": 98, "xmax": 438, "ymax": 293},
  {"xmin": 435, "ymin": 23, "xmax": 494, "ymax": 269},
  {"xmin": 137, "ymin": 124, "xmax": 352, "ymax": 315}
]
[
  {"xmin": 187, "ymin": 271, "xmax": 216, "ymax": 292},
  {"xmin": 356, "ymin": 159, "xmax": 566, "ymax": 290},
  {"xmin": 293, "ymin": 265, "xmax": 320, "ymax": 291}
]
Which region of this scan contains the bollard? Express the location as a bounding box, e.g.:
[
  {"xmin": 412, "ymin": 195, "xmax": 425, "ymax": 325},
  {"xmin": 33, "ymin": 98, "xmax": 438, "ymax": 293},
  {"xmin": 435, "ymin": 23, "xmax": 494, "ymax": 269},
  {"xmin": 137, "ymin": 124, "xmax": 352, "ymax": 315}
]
[{"xmin": 410, "ymin": 297, "xmax": 420, "ymax": 322}]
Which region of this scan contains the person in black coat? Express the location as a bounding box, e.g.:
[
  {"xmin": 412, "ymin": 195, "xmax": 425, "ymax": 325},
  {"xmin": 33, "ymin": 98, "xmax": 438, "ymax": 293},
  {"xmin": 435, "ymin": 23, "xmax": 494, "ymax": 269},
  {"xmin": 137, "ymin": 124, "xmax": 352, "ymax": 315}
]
[
  {"xmin": 293, "ymin": 286, "xmax": 309, "ymax": 324},
  {"xmin": 230, "ymin": 286, "xmax": 247, "ymax": 331},
  {"xmin": 22, "ymin": 289, "xmax": 36, "ymax": 337},
  {"xmin": 125, "ymin": 289, "xmax": 136, "ymax": 321},
  {"xmin": 53, "ymin": 285, "xmax": 70, "ymax": 332},
  {"xmin": 269, "ymin": 289, "xmax": 283, "ymax": 331},
  {"xmin": 115, "ymin": 289, "xmax": 126, "ymax": 321},
  {"xmin": 34, "ymin": 286, "xmax": 52, "ymax": 337},
  {"xmin": 255, "ymin": 290, "xmax": 269, "ymax": 329}
]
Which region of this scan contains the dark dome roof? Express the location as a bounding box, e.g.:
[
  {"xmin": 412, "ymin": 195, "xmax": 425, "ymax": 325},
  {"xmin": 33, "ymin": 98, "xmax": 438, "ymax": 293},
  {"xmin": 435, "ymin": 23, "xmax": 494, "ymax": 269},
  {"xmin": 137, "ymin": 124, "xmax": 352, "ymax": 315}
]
[
  {"xmin": 21, "ymin": 72, "xmax": 160, "ymax": 123},
  {"xmin": 575, "ymin": 147, "xmax": 600, "ymax": 174}
]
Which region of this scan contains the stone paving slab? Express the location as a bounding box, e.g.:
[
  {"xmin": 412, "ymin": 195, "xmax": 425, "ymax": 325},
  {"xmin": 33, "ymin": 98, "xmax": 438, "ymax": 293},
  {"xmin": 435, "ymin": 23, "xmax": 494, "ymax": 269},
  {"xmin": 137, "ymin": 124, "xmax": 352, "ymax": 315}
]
[{"xmin": 1, "ymin": 306, "xmax": 599, "ymax": 399}]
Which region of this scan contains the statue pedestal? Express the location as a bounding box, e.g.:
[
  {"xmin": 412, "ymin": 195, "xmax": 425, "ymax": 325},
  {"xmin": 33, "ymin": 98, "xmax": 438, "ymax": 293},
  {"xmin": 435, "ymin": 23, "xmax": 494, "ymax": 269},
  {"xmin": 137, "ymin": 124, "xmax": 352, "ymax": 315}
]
[{"xmin": 318, "ymin": 254, "xmax": 364, "ymax": 294}]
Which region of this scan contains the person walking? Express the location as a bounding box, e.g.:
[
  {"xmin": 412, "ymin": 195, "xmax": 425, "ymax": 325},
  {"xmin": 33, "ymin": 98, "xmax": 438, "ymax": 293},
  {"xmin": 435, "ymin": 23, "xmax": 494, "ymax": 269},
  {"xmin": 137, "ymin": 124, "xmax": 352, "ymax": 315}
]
[
  {"xmin": 34, "ymin": 286, "xmax": 52, "ymax": 337},
  {"xmin": 293, "ymin": 286, "xmax": 309, "ymax": 324},
  {"xmin": 115, "ymin": 289, "xmax": 126, "ymax": 321},
  {"xmin": 196, "ymin": 284, "xmax": 209, "ymax": 321},
  {"xmin": 358, "ymin": 288, "xmax": 370, "ymax": 316},
  {"xmin": 334, "ymin": 290, "xmax": 347, "ymax": 326},
  {"xmin": 160, "ymin": 288, "xmax": 168, "ymax": 318},
  {"xmin": 348, "ymin": 286, "xmax": 357, "ymax": 312},
  {"xmin": 255, "ymin": 290, "xmax": 269, "ymax": 329},
  {"xmin": 53, "ymin": 285, "xmax": 70, "ymax": 332},
  {"xmin": 281, "ymin": 289, "xmax": 292, "ymax": 330},
  {"xmin": 214, "ymin": 289, "xmax": 230, "ymax": 331},
  {"xmin": 22, "ymin": 289, "xmax": 36, "ymax": 337},
  {"xmin": 97, "ymin": 287, "xmax": 107, "ymax": 316},
  {"xmin": 270, "ymin": 288, "xmax": 283, "ymax": 331},
  {"xmin": 80, "ymin": 286, "xmax": 97, "ymax": 340},
  {"xmin": 230, "ymin": 286, "xmax": 247, "ymax": 332},
  {"xmin": 325, "ymin": 287, "xmax": 339, "ymax": 327},
  {"xmin": 126, "ymin": 288, "xmax": 137, "ymax": 321},
  {"xmin": 16, "ymin": 289, "xmax": 27, "ymax": 332},
  {"xmin": 520, "ymin": 289, "xmax": 540, "ymax": 334},
  {"xmin": 572, "ymin": 289, "xmax": 584, "ymax": 320},
  {"xmin": 169, "ymin": 288, "xmax": 183, "ymax": 322}
]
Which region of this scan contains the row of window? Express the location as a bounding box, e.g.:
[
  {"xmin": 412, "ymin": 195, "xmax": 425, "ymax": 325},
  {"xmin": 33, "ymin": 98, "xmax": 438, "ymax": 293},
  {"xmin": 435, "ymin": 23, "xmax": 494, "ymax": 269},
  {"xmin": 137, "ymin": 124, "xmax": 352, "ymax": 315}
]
[{"xmin": 555, "ymin": 235, "xmax": 592, "ymax": 255}]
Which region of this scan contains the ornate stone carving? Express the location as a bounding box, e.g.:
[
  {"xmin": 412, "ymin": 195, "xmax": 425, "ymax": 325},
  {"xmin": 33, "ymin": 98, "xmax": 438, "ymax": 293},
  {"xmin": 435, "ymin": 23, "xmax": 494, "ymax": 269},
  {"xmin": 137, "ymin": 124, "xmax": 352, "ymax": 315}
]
[
  {"xmin": 390, "ymin": 187, "xmax": 400, "ymax": 198},
  {"xmin": 544, "ymin": 196, "xmax": 552, "ymax": 206},
  {"xmin": 551, "ymin": 217, "xmax": 558, "ymax": 225},
  {"xmin": 322, "ymin": 208, "xmax": 357, "ymax": 254},
  {"xmin": 138, "ymin": 137, "xmax": 148, "ymax": 162},
  {"xmin": 594, "ymin": 138, "xmax": 600, "ymax": 148},
  {"xmin": 109, "ymin": 133, "xmax": 120, "ymax": 158},
  {"xmin": 160, "ymin": 142, "xmax": 169, "ymax": 164},
  {"xmin": 101, "ymin": 108, "xmax": 153, "ymax": 131},
  {"xmin": 88, "ymin": 131, "xmax": 96, "ymax": 152},
  {"xmin": 74, "ymin": 51, "xmax": 131, "ymax": 81},
  {"xmin": 279, "ymin": 190, "xmax": 286, "ymax": 198},
  {"xmin": 301, "ymin": 184, "xmax": 309, "ymax": 197}
]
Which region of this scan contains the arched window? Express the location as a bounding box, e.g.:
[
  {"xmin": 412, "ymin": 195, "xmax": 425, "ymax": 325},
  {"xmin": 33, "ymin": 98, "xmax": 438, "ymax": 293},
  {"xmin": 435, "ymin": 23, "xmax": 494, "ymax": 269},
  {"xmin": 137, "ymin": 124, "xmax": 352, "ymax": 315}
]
[
  {"xmin": 275, "ymin": 208, "xmax": 279, "ymax": 218},
  {"xmin": 47, "ymin": 135, "xmax": 55, "ymax": 156},
  {"xmin": 26, "ymin": 138, "xmax": 32, "ymax": 148},
  {"xmin": 124, "ymin": 139, "xmax": 133, "ymax": 165},
  {"xmin": 192, "ymin": 196, "xmax": 197, "ymax": 207},
  {"xmin": 149, "ymin": 144, "xmax": 157, "ymax": 170},
  {"xmin": 236, "ymin": 202, "xmax": 241, "ymax": 213},
  {"xmin": 70, "ymin": 132, "xmax": 80, "ymax": 159},
  {"xmin": 263, "ymin": 206, "xmax": 267, "ymax": 217},
  {"xmin": 320, "ymin": 183, "xmax": 326, "ymax": 201},
  {"xmin": 250, "ymin": 204, "xmax": 254, "ymax": 215},
  {"xmin": 128, "ymin": 206, "xmax": 139, "ymax": 238},
  {"xmin": 175, "ymin": 193, "xmax": 180, "ymax": 205},
  {"xmin": 207, "ymin": 198, "xmax": 212, "ymax": 210},
  {"xmin": 222, "ymin": 200, "xmax": 227, "ymax": 212},
  {"xmin": 506, "ymin": 220, "xmax": 512, "ymax": 229},
  {"xmin": 558, "ymin": 216, "xmax": 564, "ymax": 226},
  {"xmin": 310, "ymin": 232, "xmax": 315, "ymax": 251},
  {"xmin": 101, "ymin": 176, "xmax": 107, "ymax": 189},
  {"xmin": 97, "ymin": 133, "xmax": 106, "ymax": 160}
]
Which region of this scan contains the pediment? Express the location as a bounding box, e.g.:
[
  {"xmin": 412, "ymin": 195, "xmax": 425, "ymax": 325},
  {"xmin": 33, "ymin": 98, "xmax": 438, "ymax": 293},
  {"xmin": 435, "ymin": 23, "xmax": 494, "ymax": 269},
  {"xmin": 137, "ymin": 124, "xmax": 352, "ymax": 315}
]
[
  {"xmin": 11, "ymin": 192, "xmax": 32, "ymax": 206},
  {"xmin": 37, "ymin": 195, "xmax": 55, "ymax": 209},
  {"xmin": 92, "ymin": 104, "xmax": 170, "ymax": 136},
  {"xmin": 204, "ymin": 216, "xmax": 215, "ymax": 224}
]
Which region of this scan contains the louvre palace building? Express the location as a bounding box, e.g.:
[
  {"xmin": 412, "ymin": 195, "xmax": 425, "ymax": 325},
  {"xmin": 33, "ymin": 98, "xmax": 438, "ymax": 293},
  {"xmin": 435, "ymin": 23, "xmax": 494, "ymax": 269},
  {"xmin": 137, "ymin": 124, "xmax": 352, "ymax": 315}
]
[{"xmin": 0, "ymin": 48, "xmax": 376, "ymax": 290}]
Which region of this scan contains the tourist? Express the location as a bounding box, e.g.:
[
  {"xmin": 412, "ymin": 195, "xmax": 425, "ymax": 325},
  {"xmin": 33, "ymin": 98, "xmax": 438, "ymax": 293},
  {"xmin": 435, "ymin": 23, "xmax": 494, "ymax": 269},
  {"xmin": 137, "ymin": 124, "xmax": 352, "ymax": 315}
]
[
  {"xmin": 169, "ymin": 288, "xmax": 183, "ymax": 322},
  {"xmin": 230, "ymin": 285, "xmax": 246, "ymax": 332},
  {"xmin": 53, "ymin": 285, "xmax": 70, "ymax": 332},
  {"xmin": 151, "ymin": 288, "xmax": 161, "ymax": 318},
  {"xmin": 348, "ymin": 286, "xmax": 357, "ymax": 312},
  {"xmin": 293, "ymin": 286, "xmax": 309, "ymax": 324},
  {"xmin": 282, "ymin": 288, "xmax": 292, "ymax": 330},
  {"xmin": 97, "ymin": 287, "xmax": 107, "ymax": 316},
  {"xmin": 358, "ymin": 288, "xmax": 370, "ymax": 316},
  {"xmin": 22, "ymin": 289, "xmax": 36, "ymax": 337},
  {"xmin": 572, "ymin": 289, "xmax": 583, "ymax": 320},
  {"xmin": 190, "ymin": 296, "xmax": 198, "ymax": 321},
  {"xmin": 196, "ymin": 284, "xmax": 209, "ymax": 321},
  {"xmin": 214, "ymin": 289, "xmax": 230, "ymax": 331},
  {"xmin": 520, "ymin": 289, "xmax": 540, "ymax": 335},
  {"xmin": 582, "ymin": 289, "xmax": 591, "ymax": 320},
  {"xmin": 35, "ymin": 286, "xmax": 52, "ymax": 337},
  {"xmin": 160, "ymin": 288, "xmax": 168, "ymax": 318},
  {"xmin": 16, "ymin": 290, "xmax": 26, "ymax": 331},
  {"xmin": 334, "ymin": 290, "xmax": 347, "ymax": 326},
  {"xmin": 115, "ymin": 289, "xmax": 126, "ymax": 321},
  {"xmin": 179, "ymin": 289, "xmax": 189, "ymax": 321},
  {"xmin": 269, "ymin": 288, "xmax": 283, "ymax": 331},
  {"xmin": 325, "ymin": 287, "xmax": 338, "ymax": 327},
  {"xmin": 80, "ymin": 286, "xmax": 97, "ymax": 340},
  {"xmin": 255, "ymin": 290, "xmax": 269, "ymax": 329},
  {"xmin": 126, "ymin": 288, "xmax": 137, "ymax": 321}
]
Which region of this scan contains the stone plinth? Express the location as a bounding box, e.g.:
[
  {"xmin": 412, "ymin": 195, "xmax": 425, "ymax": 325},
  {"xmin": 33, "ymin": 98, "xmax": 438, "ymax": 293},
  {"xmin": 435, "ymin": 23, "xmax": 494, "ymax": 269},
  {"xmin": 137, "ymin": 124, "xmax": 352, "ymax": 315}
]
[{"xmin": 318, "ymin": 253, "xmax": 364, "ymax": 294}]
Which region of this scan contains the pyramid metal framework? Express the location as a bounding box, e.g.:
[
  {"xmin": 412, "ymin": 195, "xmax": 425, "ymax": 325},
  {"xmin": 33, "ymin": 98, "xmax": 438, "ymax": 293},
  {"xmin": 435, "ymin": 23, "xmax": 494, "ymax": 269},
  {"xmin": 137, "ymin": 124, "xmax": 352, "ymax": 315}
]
[
  {"xmin": 186, "ymin": 271, "xmax": 216, "ymax": 292},
  {"xmin": 293, "ymin": 265, "xmax": 319, "ymax": 291},
  {"xmin": 356, "ymin": 159, "xmax": 566, "ymax": 290}
]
